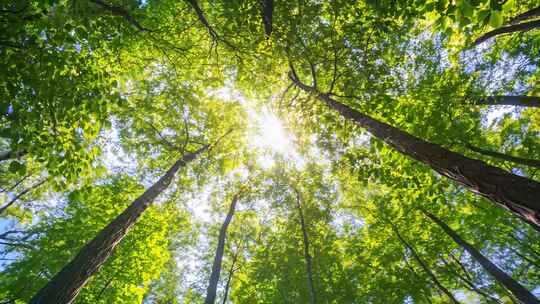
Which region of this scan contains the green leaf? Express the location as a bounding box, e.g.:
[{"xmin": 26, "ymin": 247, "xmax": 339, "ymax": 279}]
[
  {"xmin": 502, "ymin": 0, "xmax": 515, "ymax": 13},
  {"xmin": 489, "ymin": 10, "xmax": 503, "ymax": 27},
  {"xmin": 9, "ymin": 161, "xmax": 26, "ymax": 175}
]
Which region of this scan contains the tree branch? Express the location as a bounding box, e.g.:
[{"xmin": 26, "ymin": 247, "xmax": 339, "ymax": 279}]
[
  {"xmin": 89, "ymin": 0, "xmax": 152, "ymax": 32},
  {"xmin": 473, "ymin": 19, "xmax": 540, "ymax": 46}
]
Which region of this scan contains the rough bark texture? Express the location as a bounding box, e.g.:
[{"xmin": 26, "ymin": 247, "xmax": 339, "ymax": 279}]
[
  {"xmin": 422, "ymin": 209, "xmax": 540, "ymax": 304},
  {"xmin": 290, "ymin": 73, "xmax": 540, "ymax": 228},
  {"xmin": 205, "ymin": 194, "xmax": 239, "ymax": 304},
  {"xmin": 509, "ymin": 7, "xmax": 540, "ymax": 24},
  {"xmin": 466, "ymin": 143, "xmax": 540, "ymax": 169},
  {"xmin": 29, "ymin": 146, "xmax": 207, "ymax": 304},
  {"xmin": 386, "ymin": 217, "xmax": 461, "ymax": 304},
  {"xmin": 0, "ymin": 150, "xmax": 26, "ymax": 162},
  {"xmin": 260, "ymin": 0, "xmax": 273, "ymax": 37},
  {"xmin": 478, "ymin": 96, "xmax": 540, "ymax": 108},
  {"xmin": 293, "ymin": 188, "xmax": 317, "ymax": 304},
  {"xmin": 474, "ymin": 19, "xmax": 540, "ymax": 45}
]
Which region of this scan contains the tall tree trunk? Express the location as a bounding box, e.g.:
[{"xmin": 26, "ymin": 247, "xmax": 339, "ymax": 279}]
[
  {"xmin": 385, "ymin": 217, "xmax": 461, "ymax": 304},
  {"xmin": 221, "ymin": 249, "xmax": 239, "ymax": 304},
  {"xmin": 473, "ymin": 19, "xmax": 540, "ymax": 45},
  {"xmin": 292, "ymin": 188, "xmax": 317, "ymax": 304},
  {"xmin": 205, "ymin": 194, "xmax": 240, "ymax": 304},
  {"xmin": 29, "ymin": 146, "xmax": 208, "ymax": 304},
  {"xmin": 0, "ymin": 150, "xmax": 26, "ymax": 162},
  {"xmin": 508, "ymin": 7, "xmax": 540, "ymax": 24},
  {"xmin": 465, "ymin": 143, "xmax": 540, "ymax": 169},
  {"xmin": 477, "ymin": 96, "xmax": 540, "ymax": 108},
  {"xmin": 260, "ymin": 0, "xmax": 273, "ymax": 37},
  {"xmin": 442, "ymin": 257, "xmax": 503, "ymax": 304},
  {"xmin": 0, "ymin": 179, "xmax": 46, "ymax": 214},
  {"xmin": 403, "ymin": 256, "xmax": 435, "ymax": 303},
  {"xmin": 290, "ymin": 73, "xmax": 540, "ymax": 228},
  {"xmin": 422, "ymin": 209, "xmax": 540, "ymax": 304}
]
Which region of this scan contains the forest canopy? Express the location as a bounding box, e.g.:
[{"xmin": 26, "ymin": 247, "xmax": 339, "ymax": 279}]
[{"xmin": 1, "ymin": 0, "xmax": 540, "ymax": 303}]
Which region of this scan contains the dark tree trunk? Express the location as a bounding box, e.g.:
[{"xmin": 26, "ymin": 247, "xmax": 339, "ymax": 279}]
[
  {"xmin": 0, "ymin": 179, "xmax": 46, "ymax": 214},
  {"xmin": 0, "ymin": 150, "xmax": 26, "ymax": 162},
  {"xmin": 260, "ymin": 0, "xmax": 273, "ymax": 37},
  {"xmin": 442, "ymin": 257, "xmax": 503, "ymax": 304},
  {"xmin": 205, "ymin": 194, "xmax": 240, "ymax": 304},
  {"xmin": 465, "ymin": 143, "xmax": 540, "ymax": 169},
  {"xmin": 292, "ymin": 188, "xmax": 317, "ymax": 304},
  {"xmin": 221, "ymin": 249, "xmax": 239, "ymax": 304},
  {"xmin": 29, "ymin": 146, "xmax": 208, "ymax": 304},
  {"xmin": 422, "ymin": 209, "xmax": 540, "ymax": 304},
  {"xmin": 473, "ymin": 19, "xmax": 540, "ymax": 45},
  {"xmin": 478, "ymin": 96, "xmax": 540, "ymax": 108},
  {"xmin": 290, "ymin": 73, "xmax": 540, "ymax": 229},
  {"xmin": 508, "ymin": 7, "xmax": 540, "ymax": 25},
  {"xmin": 386, "ymin": 217, "xmax": 461, "ymax": 304}
]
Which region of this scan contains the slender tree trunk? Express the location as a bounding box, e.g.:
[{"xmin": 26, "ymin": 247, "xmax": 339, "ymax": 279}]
[
  {"xmin": 465, "ymin": 143, "xmax": 540, "ymax": 169},
  {"xmin": 473, "ymin": 19, "xmax": 540, "ymax": 45},
  {"xmin": 290, "ymin": 73, "xmax": 540, "ymax": 228},
  {"xmin": 403, "ymin": 256, "xmax": 435, "ymax": 303},
  {"xmin": 477, "ymin": 96, "xmax": 540, "ymax": 108},
  {"xmin": 0, "ymin": 179, "xmax": 46, "ymax": 214},
  {"xmin": 29, "ymin": 146, "xmax": 208, "ymax": 304},
  {"xmin": 422, "ymin": 209, "xmax": 540, "ymax": 304},
  {"xmin": 221, "ymin": 249, "xmax": 239, "ymax": 304},
  {"xmin": 292, "ymin": 187, "xmax": 317, "ymax": 304},
  {"xmin": 260, "ymin": 0, "xmax": 273, "ymax": 37},
  {"xmin": 205, "ymin": 194, "xmax": 240, "ymax": 304},
  {"xmin": 385, "ymin": 217, "xmax": 461, "ymax": 304},
  {"xmin": 509, "ymin": 7, "xmax": 540, "ymax": 24},
  {"xmin": 442, "ymin": 257, "xmax": 503, "ymax": 304},
  {"xmin": 0, "ymin": 150, "xmax": 26, "ymax": 162}
]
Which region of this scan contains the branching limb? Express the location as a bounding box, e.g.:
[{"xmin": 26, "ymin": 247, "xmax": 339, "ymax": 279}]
[
  {"xmin": 474, "ymin": 18, "xmax": 540, "ymax": 46},
  {"xmin": 90, "ymin": 0, "xmax": 152, "ymax": 32},
  {"xmin": 508, "ymin": 6, "xmax": 540, "ymax": 25}
]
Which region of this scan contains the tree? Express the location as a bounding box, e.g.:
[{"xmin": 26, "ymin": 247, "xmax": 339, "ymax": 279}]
[
  {"xmin": 205, "ymin": 192, "xmax": 241, "ymax": 304},
  {"xmin": 289, "ymin": 71, "xmax": 540, "ymax": 229},
  {"xmin": 29, "ymin": 145, "xmax": 209, "ymax": 304},
  {"xmin": 421, "ymin": 208, "xmax": 540, "ymax": 304}
]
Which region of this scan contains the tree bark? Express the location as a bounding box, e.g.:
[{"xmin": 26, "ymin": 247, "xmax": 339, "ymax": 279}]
[
  {"xmin": 465, "ymin": 143, "xmax": 540, "ymax": 169},
  {"xmin": 477, "ymin": 96, "xmax": 540, "ymax": 108},
  {"xmin": 0, "ymin": 179, "xmax": 46, "ymax": 214},
  {"xmin": 29, "ymin": 146, "xmax": 208, "ymax": 304},
  {"xmin": 422, "ymin": 209, "xmax": 540, "ymax": 304},
  {"xmin": 292, "ymin": 187, "xmax": 317, "ymax": 304},
  {"xmin": 0, "ymin": 150, "xmax": 26, "ymax": 162},
  {"xmin": 508, "ymin": 7, "xmax": 540, "ymax": 25},
  {"xmin": 205, "ymin": 194, "xmax": 240, "ymax": 304},
  {"xmin": 290, "ymin": 73, "xmax": 540, "ymax": 229},
  {"xmin": 386, "ymin": 217, "xmax": 461, "ymax": 304},
  {"xmin": 260, "ymin": 0, "xmax": 273, "ymax": 37},
  {"xmin": 473, "ymin": 19, "xmax": 540, "ymax": 46}
]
